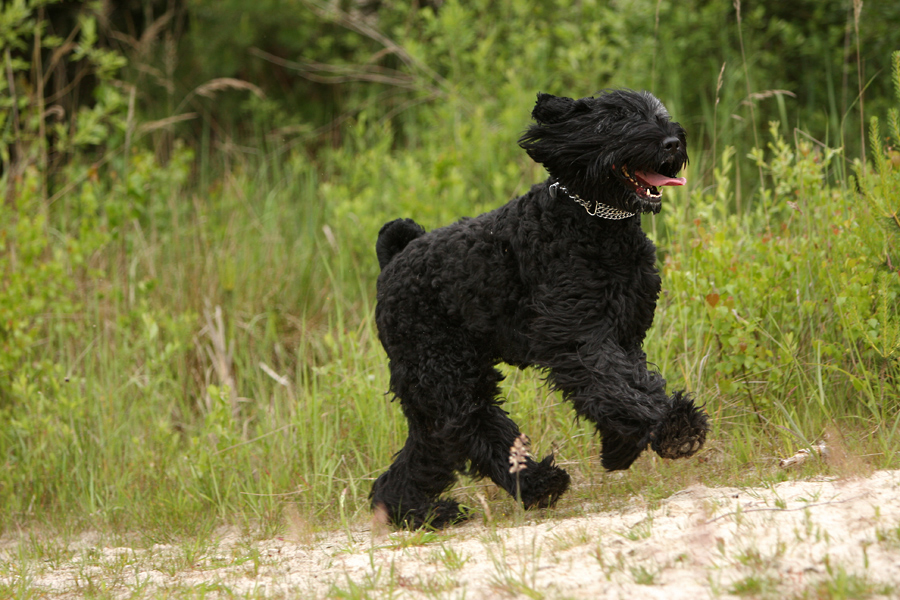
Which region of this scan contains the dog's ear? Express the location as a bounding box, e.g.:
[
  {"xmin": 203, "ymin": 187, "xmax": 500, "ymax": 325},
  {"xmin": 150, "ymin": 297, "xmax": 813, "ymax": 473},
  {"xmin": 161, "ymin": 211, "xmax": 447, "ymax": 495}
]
[{"xmin": 532, "ymin": 93, "xmax": 590, "ymax": 125}]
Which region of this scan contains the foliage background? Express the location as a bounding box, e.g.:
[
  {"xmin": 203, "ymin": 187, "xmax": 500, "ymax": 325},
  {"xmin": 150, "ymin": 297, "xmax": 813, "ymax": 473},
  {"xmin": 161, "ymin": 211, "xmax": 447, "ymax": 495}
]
[{"xmin": 1, "ymin": 0, "xmax": 899, "ymax": 536}]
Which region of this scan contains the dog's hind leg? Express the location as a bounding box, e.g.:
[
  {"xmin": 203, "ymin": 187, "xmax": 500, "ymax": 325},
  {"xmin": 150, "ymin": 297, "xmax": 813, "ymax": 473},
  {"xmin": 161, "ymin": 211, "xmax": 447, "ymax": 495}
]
[
  {"xmin": 371, "ymin": 353, "xmax": 570, "ymax": 526},
  {"xmin": 370, "ymin": 417, "xmax": 466, "ymax": 529},
  {"xmin": 462, "ymin": 403, "xmax": 570, "ymax": 510},
  {"xmin": 369, "ymin": 347, "xmax": 491, "ymax": 529}
]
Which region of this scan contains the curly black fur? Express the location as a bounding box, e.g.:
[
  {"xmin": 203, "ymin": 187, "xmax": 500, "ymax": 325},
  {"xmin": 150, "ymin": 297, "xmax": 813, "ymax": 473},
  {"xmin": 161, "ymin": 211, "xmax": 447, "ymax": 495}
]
[{"xmin": 370, "ymin": 89, "xmax": 709, "ymax": 529}]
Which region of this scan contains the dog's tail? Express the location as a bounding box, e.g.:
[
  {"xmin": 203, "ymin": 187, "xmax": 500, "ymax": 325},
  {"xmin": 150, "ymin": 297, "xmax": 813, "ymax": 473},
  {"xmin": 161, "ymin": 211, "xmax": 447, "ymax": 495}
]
[{"xmin": 376, "ymin": 218, "xmax": 426, "ymax": 270}]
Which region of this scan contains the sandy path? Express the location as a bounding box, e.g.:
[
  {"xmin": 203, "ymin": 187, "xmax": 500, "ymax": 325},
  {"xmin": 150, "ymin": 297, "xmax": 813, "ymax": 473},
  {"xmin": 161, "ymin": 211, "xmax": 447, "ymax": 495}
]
[{"xmin": 5, "ymin": 471, "xmax": 900, "ymax": 598}]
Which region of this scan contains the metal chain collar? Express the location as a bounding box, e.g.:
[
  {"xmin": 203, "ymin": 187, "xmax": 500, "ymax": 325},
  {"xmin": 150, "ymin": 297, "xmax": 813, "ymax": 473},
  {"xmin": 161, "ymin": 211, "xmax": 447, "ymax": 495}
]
[{"xmin": 549, "ymin": 181, "xmax": 635, "ymax": 220}]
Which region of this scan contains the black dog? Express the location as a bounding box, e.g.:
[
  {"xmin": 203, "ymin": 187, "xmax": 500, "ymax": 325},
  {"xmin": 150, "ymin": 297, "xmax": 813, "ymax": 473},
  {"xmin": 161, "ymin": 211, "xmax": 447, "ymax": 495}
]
[{"xmin": 371, "ymin": 89, "xmax": 709, "ymax": 528}]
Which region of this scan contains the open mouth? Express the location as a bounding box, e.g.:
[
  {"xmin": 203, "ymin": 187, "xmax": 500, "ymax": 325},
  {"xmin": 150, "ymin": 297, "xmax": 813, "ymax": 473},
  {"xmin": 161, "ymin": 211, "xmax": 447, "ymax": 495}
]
[{"xmin": 621, "ymin": 166, "xmax": 686, "ymax": 200}]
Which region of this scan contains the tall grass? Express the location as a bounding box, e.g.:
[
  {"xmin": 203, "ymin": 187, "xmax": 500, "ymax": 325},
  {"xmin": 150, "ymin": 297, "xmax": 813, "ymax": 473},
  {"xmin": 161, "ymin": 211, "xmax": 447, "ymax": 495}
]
[{"xmin": 1, "ymin": 1, "xmax": 898, "ymax": 540}]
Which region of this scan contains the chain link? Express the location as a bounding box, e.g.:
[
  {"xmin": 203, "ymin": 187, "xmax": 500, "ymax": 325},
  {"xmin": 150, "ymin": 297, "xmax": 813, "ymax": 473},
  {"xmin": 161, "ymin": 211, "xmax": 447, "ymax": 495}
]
[{"xmin": 549, "ymin": 182, "xmax": 635, "ymax": 220}]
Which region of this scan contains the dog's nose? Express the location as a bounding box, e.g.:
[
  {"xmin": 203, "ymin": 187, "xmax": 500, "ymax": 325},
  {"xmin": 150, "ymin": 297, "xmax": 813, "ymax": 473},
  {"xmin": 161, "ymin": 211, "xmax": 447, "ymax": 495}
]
[{"xmin": 663, "ymin": 136, "xmax": 681, "ymax": 155}]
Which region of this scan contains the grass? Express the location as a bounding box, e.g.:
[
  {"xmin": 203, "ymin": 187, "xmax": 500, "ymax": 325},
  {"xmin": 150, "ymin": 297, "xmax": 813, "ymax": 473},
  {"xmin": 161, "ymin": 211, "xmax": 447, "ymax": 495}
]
[
  {"xmin": 618, "ymin": 517, "xmax": 653, "ymax": 542},
  {"xmin": 730, "ymin": 573, "xmax": 782, "ymax": 597},
  {"xmin": 487, "ymin": 536, "xmax": 545, "ymax": 600},
  {"xmin": 792, "ymin": 566, "xmax": 896, "ymax": 600},
  {"xmin": 629, "ymin": 564, "xmax": 660, "ymax": 585},
  {"xmin": 430, "ymin": 545, "xmax": 468, "ymax": 571},
  {"xmin": 2, "ymin": 111, "xmax": 898, "ymax": 594},
  {"xmin": 1, "ymin": 0, "xmax": 900, "ymax": 594}
]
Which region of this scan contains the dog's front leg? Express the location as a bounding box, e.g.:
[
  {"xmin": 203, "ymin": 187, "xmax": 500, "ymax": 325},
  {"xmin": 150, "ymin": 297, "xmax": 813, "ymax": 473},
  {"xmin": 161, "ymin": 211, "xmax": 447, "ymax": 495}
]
[{"xmin": 547, "ymin": 341, "xmax": 708, "ymax": 471}]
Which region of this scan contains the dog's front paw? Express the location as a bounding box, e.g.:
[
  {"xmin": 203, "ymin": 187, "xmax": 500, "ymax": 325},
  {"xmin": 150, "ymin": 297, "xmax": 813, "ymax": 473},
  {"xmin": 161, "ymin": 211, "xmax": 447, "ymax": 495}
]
[
  {"xmin": 519, "ymin": 455, "xmax": 571, "ymax": 509},
  {"xmin": 651, "ymin": 391, "xmax": 709, "ymax": 460}
]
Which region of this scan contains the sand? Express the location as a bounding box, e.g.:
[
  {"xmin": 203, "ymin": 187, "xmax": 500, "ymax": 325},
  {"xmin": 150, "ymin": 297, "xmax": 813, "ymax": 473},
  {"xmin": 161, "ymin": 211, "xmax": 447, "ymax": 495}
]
[{"xmin": 4, "ymin": 470, "xmax": 900, "ymax": 598}]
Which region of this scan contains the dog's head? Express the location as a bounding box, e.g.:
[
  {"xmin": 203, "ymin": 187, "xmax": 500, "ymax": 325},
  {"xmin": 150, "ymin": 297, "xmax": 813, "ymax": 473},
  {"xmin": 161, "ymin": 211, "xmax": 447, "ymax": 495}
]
[{"xmin": 519, "ymin": 89, "xmax": 688, "ymax": 215}]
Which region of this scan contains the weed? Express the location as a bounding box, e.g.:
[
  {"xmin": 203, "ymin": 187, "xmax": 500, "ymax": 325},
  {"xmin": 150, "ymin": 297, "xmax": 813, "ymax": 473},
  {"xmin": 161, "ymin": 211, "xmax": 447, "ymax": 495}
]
[
  {"xmin": 618, "ymin": 517, "xmax": 653, "ymax": 542},
  {"xmin": 733, "ymin": 542, "xmax": 786, "ymax": 570},
  {"xmin": 548, "ymin": 526, "xmax": 593, "ymax": 553},
  {"xmin": 729, "ymin": 573, "xmax": 781, "ymax": 597},
  {"xmin": 329, "ymin": 561, "xmax": 400, "ymax": 600},
  {"xmin": 486, "ymin": 535, "xmax": 544, "ymax": 600},
  {"xmin": 397, "ymin": 572, "xmax": 459, "ymax": 595},
  {"xmin": 794, "ymin": 565, "xmax": 896, "ymax": 600},
  {"xmin": 592, "ymin": 546, "xmax": 626, "ymax": 581},
  {"xmin": 630, "ymin": 564, "xmax": 660, "ymax": 585},
  {"xmin": 383, "ymin": 530, "xmax": 448, "ymax": 550},
  {"xmin": 875, "ymin": 522, "xmax": 900, "ymax": 549},
  {"xmin": 431, "ymin": 545, "xmax": 468, "ymax": 571}
]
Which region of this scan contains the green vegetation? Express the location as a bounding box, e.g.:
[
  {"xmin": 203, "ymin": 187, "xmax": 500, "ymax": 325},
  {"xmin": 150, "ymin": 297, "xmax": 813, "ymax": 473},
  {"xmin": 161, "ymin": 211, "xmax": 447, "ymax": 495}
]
[{"xmin": 1, "ymin": 0, "xmax": 898, "ymax": 546}]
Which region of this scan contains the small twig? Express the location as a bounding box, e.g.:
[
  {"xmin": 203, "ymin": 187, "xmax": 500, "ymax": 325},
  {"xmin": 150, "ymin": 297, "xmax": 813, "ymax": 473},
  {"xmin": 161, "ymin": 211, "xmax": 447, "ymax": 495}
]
[
  {"xmin": 779, "ymin": 440, "xmax": 829, "ymax": 469},
  {"xmin": 249, "ymin": 47, "xmax": 420, "ymax": 90},
  {"xmin": 46, "ymin": 144, "xmax": 122, "ymax": 206},
  {"xmin": 853, "ymin": 0, "xmax": 865, "ymax": 169},
  {"xmin": 712, "ymin": 62, "xmax": 726, "ymax": 182},
  {"xmin": 5, "ymin": 48, "xmax": 21, "ymax": 206},
  {"xmin": 259, "ymin": 362, "xmax": 291, "ymax": 387},
  {"xmin": 733, "ymin": 0, "xmax": 765, "ymax": 195},
  {"xmin": 137, "ymin": 112, "xmax": 198, "ymax": 134},
  {"xmin": 240, "ymin": 488, "xmax": 306, "ymax": 497},
  {"xmin": 705, "ymin": 495, "xmax": 859, "ymax": 524},
  {"xmin": 211, "ymin": 424, "xmax": 293, "ymax": 455},
  {"xmin": 123, "ymin": 84, "xmax": 136, "ymax": 192},
  {"xmin": 173, "ymin": 77, "xmax": 265, "ymax": 117},
  {"xmin": 475, "ymin": 492, "xmax": 493, "ymax": 525},
  {"xmin": 744, "ymin": 89, "xmax": 797, "ymax": 102},
  {"xmin": 300, "ymin": 0, "xmax": 448, "ymax": 91},
  {"xmin": 34, "ymin": 6, "xmax": 48, "ymax": 202}
]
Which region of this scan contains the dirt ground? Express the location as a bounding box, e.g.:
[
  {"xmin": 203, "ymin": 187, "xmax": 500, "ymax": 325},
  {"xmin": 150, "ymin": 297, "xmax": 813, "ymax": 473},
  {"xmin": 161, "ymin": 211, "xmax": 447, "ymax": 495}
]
[{"xmin": 5, "ymin": 470, "xmax": 900, "ymax": 599}]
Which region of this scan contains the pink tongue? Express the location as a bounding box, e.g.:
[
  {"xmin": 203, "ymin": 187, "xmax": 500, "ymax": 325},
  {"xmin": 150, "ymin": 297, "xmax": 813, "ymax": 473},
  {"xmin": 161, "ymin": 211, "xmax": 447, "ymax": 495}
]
[{"xmin": 635, "ymin": 170, "xmax": 686, "ymax": 187}]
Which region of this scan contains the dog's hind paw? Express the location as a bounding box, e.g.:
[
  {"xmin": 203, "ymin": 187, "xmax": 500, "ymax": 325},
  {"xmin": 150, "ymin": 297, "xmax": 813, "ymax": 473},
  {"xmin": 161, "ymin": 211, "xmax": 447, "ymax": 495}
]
[
  {"xmin": 651, "ymin": 391, "xmax": 709, "ymax": 460},
  {"xmin": 392, "ymin": 499, "xmax": 469, "ymax": 530}
]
